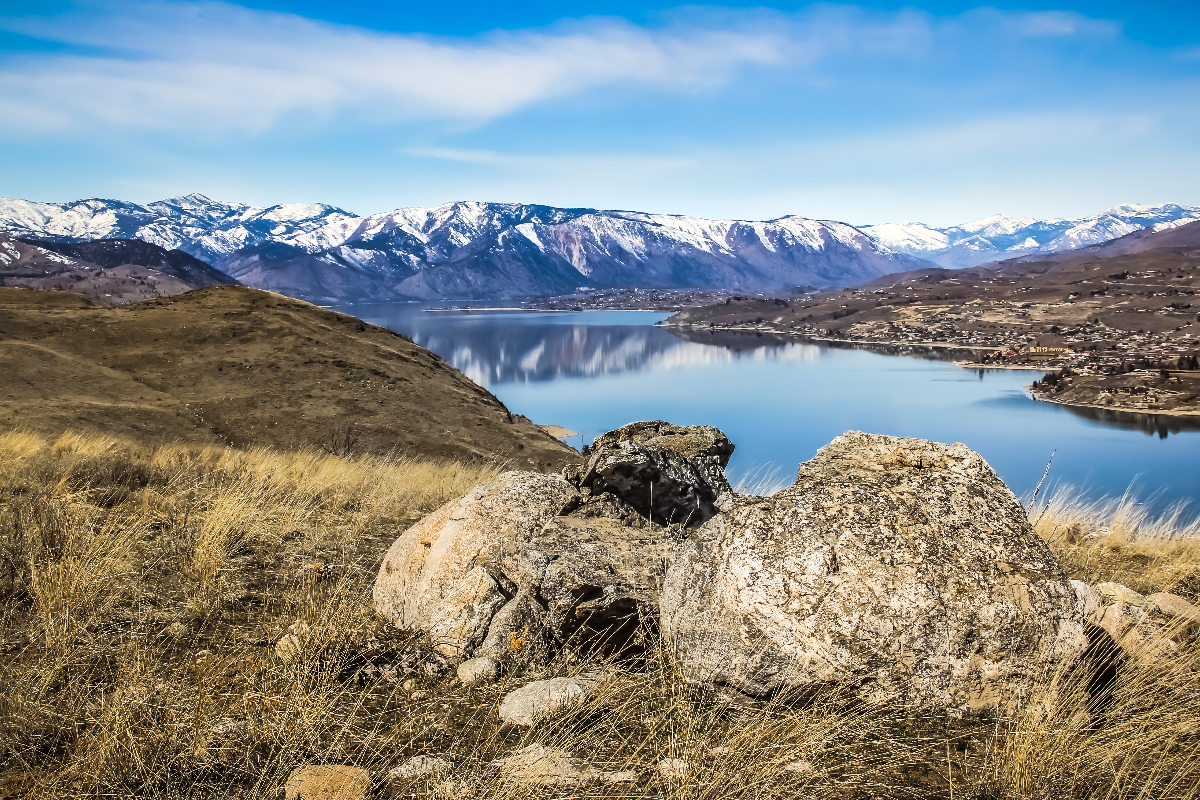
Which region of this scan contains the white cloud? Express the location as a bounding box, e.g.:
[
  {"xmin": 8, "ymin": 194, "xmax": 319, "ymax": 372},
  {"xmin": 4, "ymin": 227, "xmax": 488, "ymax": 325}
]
[
  {"xmin": 0, "ymin": 1, "xmax": 796, "ymax": 133},
  {"xmin": 0, "ymin": 1, "xmax": 1121, "ymax": 136}
]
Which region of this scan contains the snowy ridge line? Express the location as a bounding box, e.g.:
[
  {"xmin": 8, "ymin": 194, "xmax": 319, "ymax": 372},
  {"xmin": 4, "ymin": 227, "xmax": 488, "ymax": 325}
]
[
  {"xmin": 1, "ymin": 193, "xmax": 1196, "ymax": 300},
  {"xmin": 862, "ymin": 202, "xmax": 1200, "ymax": 270}
]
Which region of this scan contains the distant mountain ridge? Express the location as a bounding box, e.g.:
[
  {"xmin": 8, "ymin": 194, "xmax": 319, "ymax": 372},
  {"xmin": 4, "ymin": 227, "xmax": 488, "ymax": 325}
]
[
  {"xmin": 1, "ymin": 193, "xmax": 1196, "ymax": 302},
  {"xmin": 863, "ymin": 203, "xmax": 1200, "ymax": 269}
]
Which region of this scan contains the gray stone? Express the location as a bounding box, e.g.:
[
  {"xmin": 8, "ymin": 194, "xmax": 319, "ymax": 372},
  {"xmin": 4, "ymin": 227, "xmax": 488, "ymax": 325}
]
[
  {"xmin": 498, "ymin": 674, "xmax": 605, "ymax": 727},
  {"xmin": 661, "ymin": 431, "xmax": 1082, "ymax": 713},
  {"xmin": 372, "ymin": 471, "xmax": 580, "ymax": 658},
  {"xmin": 374, "ymin": 466, "xmax": 680, "ymax": 661},
  {"xmin": 457, "ymin": 656, "xmax": 499, "ymax": 686},
  {"xmin": 389, "ymin": 755, "xmax": 452, "ymax": 781}
]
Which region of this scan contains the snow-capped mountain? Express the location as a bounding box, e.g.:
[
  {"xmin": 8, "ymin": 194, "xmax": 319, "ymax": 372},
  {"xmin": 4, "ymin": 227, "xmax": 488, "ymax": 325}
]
[
  {"xmin": 3, "ymin": 194, "xmax": 1196, "ymax": 302},
  {"xmin": 0, "ymin": 194, "xmax": 358, "ymax": 264},
  {"xmin": 0, "ymin": 195, "xmax": 925, "ymax": 301},
  {"xmin": 863, "ymin": 203, "xmax": 1200, "ymax": 269}
]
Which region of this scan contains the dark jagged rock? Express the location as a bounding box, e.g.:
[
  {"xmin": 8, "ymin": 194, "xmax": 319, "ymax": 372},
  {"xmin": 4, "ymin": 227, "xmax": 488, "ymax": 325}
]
[{"xmin": 568, "ymin": 421, "xmax": 735, "ymax": 527}]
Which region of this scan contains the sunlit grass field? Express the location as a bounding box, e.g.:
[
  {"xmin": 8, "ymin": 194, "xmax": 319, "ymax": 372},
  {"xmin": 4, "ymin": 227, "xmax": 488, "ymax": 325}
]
[{"xmin": 0, "ymin": 429, "xmax": 1196, "ymax": 799}]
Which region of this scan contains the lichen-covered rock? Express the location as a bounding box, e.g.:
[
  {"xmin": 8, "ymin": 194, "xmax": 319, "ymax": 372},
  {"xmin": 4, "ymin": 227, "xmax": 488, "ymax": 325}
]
[
  {"xmin": 573, "ymin": 421, "xmax": 735, "ymax": 526},
  {"xmin": 374, "ymin": 469, "xmax": 677, "ymax": 661},
  {"xmin": 661, "ymin": 431, "xmax": 1081, "ymax": 713},
  {"xmin": 373, "ymin": 471, "xmax": 580, "ymax": 657}
]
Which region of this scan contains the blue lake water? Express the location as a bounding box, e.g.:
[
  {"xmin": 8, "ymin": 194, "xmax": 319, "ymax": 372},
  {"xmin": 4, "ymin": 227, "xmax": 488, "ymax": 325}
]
[{"xmin": 334, "ymin": 304, "xmax": 1200, "ymax": 513}]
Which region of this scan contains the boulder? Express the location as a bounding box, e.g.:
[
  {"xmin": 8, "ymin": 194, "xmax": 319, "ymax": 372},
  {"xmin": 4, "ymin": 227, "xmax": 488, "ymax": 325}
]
[
  {"xmin": 526, "ymin": 514, "xmax": 675, "ymax": 655},
  {"xmin": 661, "ymin": 431, "xmax": 1081, "ymax": 713},
  {"xmin": 374, "ymin": 467, "xmax": 681, "ymax": 661},
  {"xmin": 284, "ymin": 766, "xmax": 370, "ymax": 800},
  {"xmin": 498, "ymin": 674, "xmax": 605, "ymax": 727},
  {"xmin": 1070, "ymin": 580, "xmax": 1103, "ymax": 621},
  {"xmin": 373, "ymin": 471, "xmax": 580, "ymax": 657},
  {"xmin": 572, "ymin": 421, "xmax": 735, "ymax": 526}
]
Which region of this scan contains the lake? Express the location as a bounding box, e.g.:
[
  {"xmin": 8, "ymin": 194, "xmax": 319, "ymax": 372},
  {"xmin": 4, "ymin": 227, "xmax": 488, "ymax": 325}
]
[{"xmin": 333, "ymin": 303, "xmax": 1200, "ymax": 513}]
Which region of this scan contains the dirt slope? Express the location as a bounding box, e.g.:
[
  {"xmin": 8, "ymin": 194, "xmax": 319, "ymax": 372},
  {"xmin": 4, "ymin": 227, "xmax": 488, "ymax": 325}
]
[{"xmin": 0, "ymin": 285, "xmax": 580, "ymax": 469}]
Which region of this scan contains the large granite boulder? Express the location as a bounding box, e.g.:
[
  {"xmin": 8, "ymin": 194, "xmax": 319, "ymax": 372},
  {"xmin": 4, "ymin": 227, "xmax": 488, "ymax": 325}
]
[
  {"xmin": 374, "ymin": 470, "xmax": 680, "ymax": 660},
  {"xmin": 572, "ymin": 421, "xmax": 735, "ymax": 527},
  {"xmin": 660, "ymin": 431, "xmax": 1082, "ymax": 712},
  {"xmin": 373, "ymin": 471, "xmax": 580, "ymax": 658}
]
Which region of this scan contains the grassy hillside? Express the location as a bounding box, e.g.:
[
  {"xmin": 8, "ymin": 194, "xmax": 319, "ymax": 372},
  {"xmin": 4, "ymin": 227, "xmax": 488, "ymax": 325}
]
[
  {"xmin": 0, "ymin": 285, "xmax": 578, "ymax": 471},
  {"xmin": 0, "ymin": 430, "xmax": 1196, "ymax": 799}
]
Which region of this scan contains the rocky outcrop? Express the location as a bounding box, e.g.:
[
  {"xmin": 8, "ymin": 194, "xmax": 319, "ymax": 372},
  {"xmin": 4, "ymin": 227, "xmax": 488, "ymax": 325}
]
[
  {"xmin": 374, "ymin": 424, "xmax": 735, "ymax": 661},
  {"xmin": 570, "ymin": 421, "xmax": 735, "ymax": 526},
  {"xmin": 660, "ymin": 431, "xmax": 1082, "ymax": 712}
]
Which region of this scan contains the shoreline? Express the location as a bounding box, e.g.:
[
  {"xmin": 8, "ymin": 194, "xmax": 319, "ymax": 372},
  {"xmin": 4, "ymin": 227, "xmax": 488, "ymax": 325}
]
[{"xmin": 662, "ymin": 321, "xmax": 1200, "ymax": 418}]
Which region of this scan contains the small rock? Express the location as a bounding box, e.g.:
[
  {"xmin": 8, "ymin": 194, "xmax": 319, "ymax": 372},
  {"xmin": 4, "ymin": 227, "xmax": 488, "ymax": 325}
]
[
  {"xmin": 165, "ymin": 621, "xmax": 187, "ymax": 638},
  {"xmin": 389, "ymin": 756, "xmax": 452, "ymax": 781},
  {"xmin": 658, "ymin": 758, "xmax": 690, "ymax": 780},
  {"xmin": 1146, "ymin": 592, "xmax": 1200, "ymax": 624},
  {"xmin": 276, "ymin": 633, "xmax": 303, "ymax": 662},
  {"xmin": 1096, "ymin": 582, "xmax": 1146, "ymax": 607},
  {"xmin": 496, "ymin": 744, "xmax": 584, "ymax": 786},
  {"xmin": 498, "ymin": 675, "xmax": 602, "ymax": 727},
  {"xmin": 783, "ymin": 760, "xmax": 816, "ymax": 774},
  {"xmin": 284, "ymin": 765, "xmax": 370, "ymax": 800},
  {"xmin": 457, "ymin": 657, "xmax": 498, "ymax": 686},
  {"xmin": 595, "ymin": 770, "xmax": 639, "ymax": 784}
]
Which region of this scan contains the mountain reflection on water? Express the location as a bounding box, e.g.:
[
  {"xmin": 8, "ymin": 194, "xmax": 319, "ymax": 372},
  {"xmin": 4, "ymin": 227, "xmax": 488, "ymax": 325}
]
[
  {"xmin": 337, "ymin": 304, "xmax": 1200, "ymax": 512},
  {"xmin": 381, "ymin": 309, "xmax": 818, "ymax": 386}
]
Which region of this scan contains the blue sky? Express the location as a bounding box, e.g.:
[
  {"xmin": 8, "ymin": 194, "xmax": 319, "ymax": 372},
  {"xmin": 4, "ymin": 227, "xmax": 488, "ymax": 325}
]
[{"xmin": 1, "ymin": 1, "xmax": 1198, "ymax": 225}]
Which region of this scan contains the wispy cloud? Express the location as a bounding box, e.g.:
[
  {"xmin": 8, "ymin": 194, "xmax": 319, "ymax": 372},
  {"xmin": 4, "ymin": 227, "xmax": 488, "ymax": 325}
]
[{"xmin": 0, "ymin": 1, "xmax": 1120, "ymax": 136}]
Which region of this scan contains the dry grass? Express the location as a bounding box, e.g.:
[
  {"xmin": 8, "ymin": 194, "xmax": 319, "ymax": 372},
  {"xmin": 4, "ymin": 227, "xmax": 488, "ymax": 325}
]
[{"xmin": 0, "ymin": 429, "xmax": 1197, "ymax": 799}]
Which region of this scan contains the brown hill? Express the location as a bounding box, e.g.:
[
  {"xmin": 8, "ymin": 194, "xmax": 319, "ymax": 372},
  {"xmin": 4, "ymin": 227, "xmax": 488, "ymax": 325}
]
[
  {"xmin": 0, "ymin": 285, "xmax": 579, "ymax": 469},
  {"xmin": 0, "ymin": 234, "xmax": 236, "ymax": 304}
]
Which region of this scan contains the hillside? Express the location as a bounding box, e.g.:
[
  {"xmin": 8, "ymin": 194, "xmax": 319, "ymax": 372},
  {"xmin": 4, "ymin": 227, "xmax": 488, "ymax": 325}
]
[
  {"xmin": 0, "ymin": 235, "xmax": 238, "ymax": 304},
  {"xmin": 0, "ymin": 285, "xmax": 579, "ymax": 469}
]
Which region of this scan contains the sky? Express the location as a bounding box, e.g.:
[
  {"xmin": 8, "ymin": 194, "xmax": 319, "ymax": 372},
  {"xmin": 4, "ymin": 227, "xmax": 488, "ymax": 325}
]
[{"xmin": 1, "ymin": 0, "xmax": 1198, "ymax": 225}]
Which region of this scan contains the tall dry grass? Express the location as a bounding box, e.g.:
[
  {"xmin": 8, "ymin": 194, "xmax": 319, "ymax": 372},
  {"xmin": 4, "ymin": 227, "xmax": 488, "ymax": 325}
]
[{"xmin": 0, "ymin": 429, "xmax": 1196, "ymax": 799}]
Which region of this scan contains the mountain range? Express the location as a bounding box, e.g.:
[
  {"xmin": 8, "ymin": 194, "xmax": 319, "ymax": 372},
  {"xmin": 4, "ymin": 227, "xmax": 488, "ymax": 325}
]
[
  {"xmin": 1, "ymin": 194, "xmax": 1197, "ymax": 302},
  {"xmin": 862, "ymin": 203, "xmax": 1200, "ymax": 270}
]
